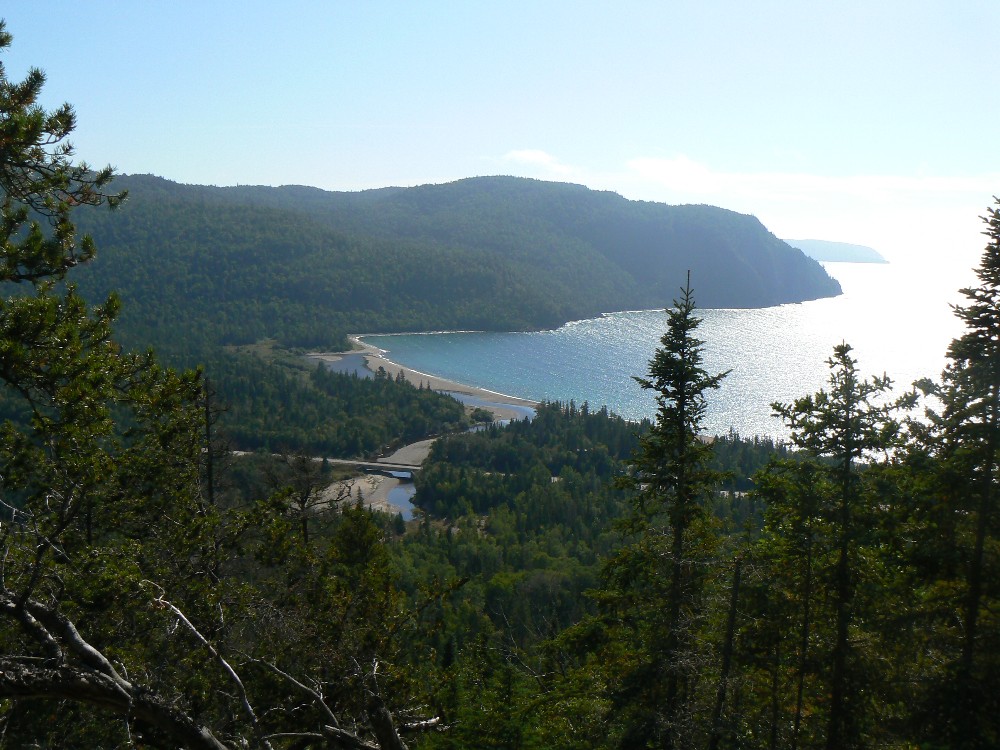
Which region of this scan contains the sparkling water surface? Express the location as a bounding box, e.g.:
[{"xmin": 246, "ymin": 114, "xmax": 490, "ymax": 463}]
[{"xmin": 364, "ymin": 262, "xmax": 971, "ymax": 439}]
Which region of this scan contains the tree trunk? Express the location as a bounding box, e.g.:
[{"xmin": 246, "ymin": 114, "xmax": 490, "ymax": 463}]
[
  {"xmin": 791, "ymin": 536, "xmax": 813, "ymax": 750},
  {"xmin": 708, "ymin": 555, "xmax": 742, "ymax": 750},
  {"xmin": 826, "ymin": 456, "xmax": 855, "ymax": 750}
]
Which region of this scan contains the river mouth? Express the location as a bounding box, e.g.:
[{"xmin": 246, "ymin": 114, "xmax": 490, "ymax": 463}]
[{"xmin": 387, "ymin": 481, "xmax": 416, "ymax": 520}]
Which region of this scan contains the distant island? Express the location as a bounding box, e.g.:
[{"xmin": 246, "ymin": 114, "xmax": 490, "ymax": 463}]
[{"xmin": 785, "ymin": 238, "xmax": 888, "ymax": 263}]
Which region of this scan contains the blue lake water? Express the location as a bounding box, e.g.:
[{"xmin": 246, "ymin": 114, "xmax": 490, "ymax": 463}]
[{"xmin": 362, "ymin": 262, "xmax": 973, "ymax": 440}]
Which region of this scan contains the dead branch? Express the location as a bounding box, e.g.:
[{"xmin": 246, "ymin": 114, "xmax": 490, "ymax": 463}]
[{"xmin": 0, "ymin": 659, "xmax": 231, "ymax": 750}]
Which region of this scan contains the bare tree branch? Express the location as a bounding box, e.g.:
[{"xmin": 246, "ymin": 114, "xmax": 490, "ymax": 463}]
[
  {"xmin": 147, "ymin": 586, "xmax": 273, "ymax": 750},
  {"xmin": 321, "ymin": 724, "xmax": 380, "ymax": 750},
  {"xmin": 255, "ymin": 658, "xmax": 342, "ymax": 728},
  {"xmin": 0, "ymin": 660, "xmax": 231, "ymax": 750},
  {"xmin": 0, "ymin": 592, "xmax": 62, "ymax": 662},
  {"xmin": 22, "ymin": 597, "xmax": 133, "ymax": 693},
  {"xmin": 365, "ymin": 693, "xmax": 409, "ymax": 750}
]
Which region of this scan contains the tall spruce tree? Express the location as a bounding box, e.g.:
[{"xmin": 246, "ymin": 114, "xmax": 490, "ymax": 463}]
[
  {"xmin": 597, "ymin": 277, "xmax": 728, "ymax": 749},
  {"xmin": 912, "ymin": 198, "xmax": 1000, "ymax": 749},
  {"xmin": 771, "ymin": 344, "xmax": 915, "ymax": 750},
  {"xmin": 744, "ymin": 458, "xmax": 832, "ymax": 750}
]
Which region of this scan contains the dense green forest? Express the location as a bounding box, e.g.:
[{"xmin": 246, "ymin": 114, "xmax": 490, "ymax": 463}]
[
  {"xmin": 70, "ymin": 172, "xmax": 840, "ymax": 357},
  {"xmin": 1, "ymin": 22, "xmax": 997, "ymax": 750},
  {"xmin": 62, "ymin": 167, "xmax": 840, "ymax": 460},
  {"xmin": 392, "ymin": 252, "xmax": 999, "ymax": 749},
  {"xmin": 64, "ymin": 169, "xmax": 838, "ymax": 459},
  {"xmin": 201, "ymin": 349, "xmax": 469, "ymax": 457}
]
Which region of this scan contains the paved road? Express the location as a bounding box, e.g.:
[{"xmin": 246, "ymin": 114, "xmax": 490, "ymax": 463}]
[
  {"xmin": 235, "ymin": 435, "xmax": 437, "ymax": 473},
  {"xmin": 379, "ymin": 438, "xmax": 436, "ymax": 466}
]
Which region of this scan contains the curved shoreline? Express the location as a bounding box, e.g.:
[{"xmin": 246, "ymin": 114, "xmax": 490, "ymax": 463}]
[{"xmin": 308, "ymin": 336, "xmax": 539, "ymax": 422}]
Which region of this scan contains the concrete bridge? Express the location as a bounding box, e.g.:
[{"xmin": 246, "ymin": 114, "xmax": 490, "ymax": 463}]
[{"xmin": 323, "ymin": 458, "xmax": 422, "ymax": 476}]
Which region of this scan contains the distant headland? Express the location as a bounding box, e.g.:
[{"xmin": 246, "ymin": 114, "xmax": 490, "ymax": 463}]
[{"xmin": 785, "ymin": 238, "xmax": 888, "ymax": 263}]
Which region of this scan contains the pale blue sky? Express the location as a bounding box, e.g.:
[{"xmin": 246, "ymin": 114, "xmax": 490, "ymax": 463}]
[{"xmin": 2, "ymin": 2, "xmax": 997, "ymax": 271}]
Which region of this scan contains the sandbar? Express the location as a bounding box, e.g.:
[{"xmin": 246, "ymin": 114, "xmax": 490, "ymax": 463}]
[
  {"xmin": 320, "ymin": 474, "xmax": 408, "ymax": 517},
  {"xmin": 309, "ymin": 336, "xmax": 538, "ymax": 422}
]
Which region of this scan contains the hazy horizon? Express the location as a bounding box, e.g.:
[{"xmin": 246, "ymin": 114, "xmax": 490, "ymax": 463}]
[{"xmin": 3, "ymin": 3, "xmax": 996, "ymax": 274}]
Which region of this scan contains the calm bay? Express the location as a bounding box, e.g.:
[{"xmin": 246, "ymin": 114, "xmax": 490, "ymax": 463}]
[{"xmin": 363, "ymin": 261, "xmax": 973, "ymax": 439}]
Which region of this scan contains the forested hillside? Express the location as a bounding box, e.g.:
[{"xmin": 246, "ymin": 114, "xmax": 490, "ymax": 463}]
[
  {"xmin": 6, "ymin": 21, "xmax": 997, "ymax": 750},
  {"xmin": 71, "ymin": 174, "xmax": 840, "ymax": 356}
]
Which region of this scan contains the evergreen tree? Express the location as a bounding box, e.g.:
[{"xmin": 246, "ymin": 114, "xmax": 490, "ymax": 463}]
[
  {"xmin": 0, "ymin": 19, "xmax": 223, "ymax": 745},
  {"xmin": 911, "ymin": 198, "xmax": 1000, "ymax": 748},
  {"xmin": 770, "ymin": 344, "xmax": 915, "ymax": 749},
  {"xmin": 597, "ymin": 277, "xmax": 728, "ymax": 749},
  {"xmin": 745, "ymin": 459, "xmax": 832, "ymax": 749},
  {"xmin": 0, "ymin": 23, "xmax": 428, "ymax": 748}
]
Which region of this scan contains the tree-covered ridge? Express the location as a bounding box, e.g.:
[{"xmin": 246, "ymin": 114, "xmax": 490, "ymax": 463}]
[
  {"xmin": 208, "ymin": 351, "xmax": 469, "ymax": 457},
  {"xmin": 7, "ymin": 18, "xmax": 1000, "ymax": 750},
  {"xmin": 70, "ymin": 173, "xmax": 840, "ymax": 357},
  {"xmin": 785, "ymin": 238, "xmax": 888, "ymax": 263},
  {"xmin": 220, "ymin": 175, "xmax": 841, "ymax": 308}
]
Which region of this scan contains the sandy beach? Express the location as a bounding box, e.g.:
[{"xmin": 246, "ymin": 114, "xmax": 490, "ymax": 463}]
[
  {"xmin": 308, "ymin": 335, "xmax": 539, "ymax": 422},
  {"xmin": 307, "ymin": 337, "xmax": 538, "ymax": 519},
  {"xmin": 319, "ymin": 473, "xmax": 409, "ymax": 517}
]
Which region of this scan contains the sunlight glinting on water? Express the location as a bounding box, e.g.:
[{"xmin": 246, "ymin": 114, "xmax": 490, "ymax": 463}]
[{"xmin": 365, "ymin": 263, "xmax": 968, "ymax": 439}]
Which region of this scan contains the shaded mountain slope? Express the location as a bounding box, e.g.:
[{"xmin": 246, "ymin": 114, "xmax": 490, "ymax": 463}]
[
  {"xmin": 73, "ymin": 174, "xmax": 840, "ymax": 354},
  {"xmin": 221, "ymin": 175, "xmax": 840, "ymax": 309}
]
